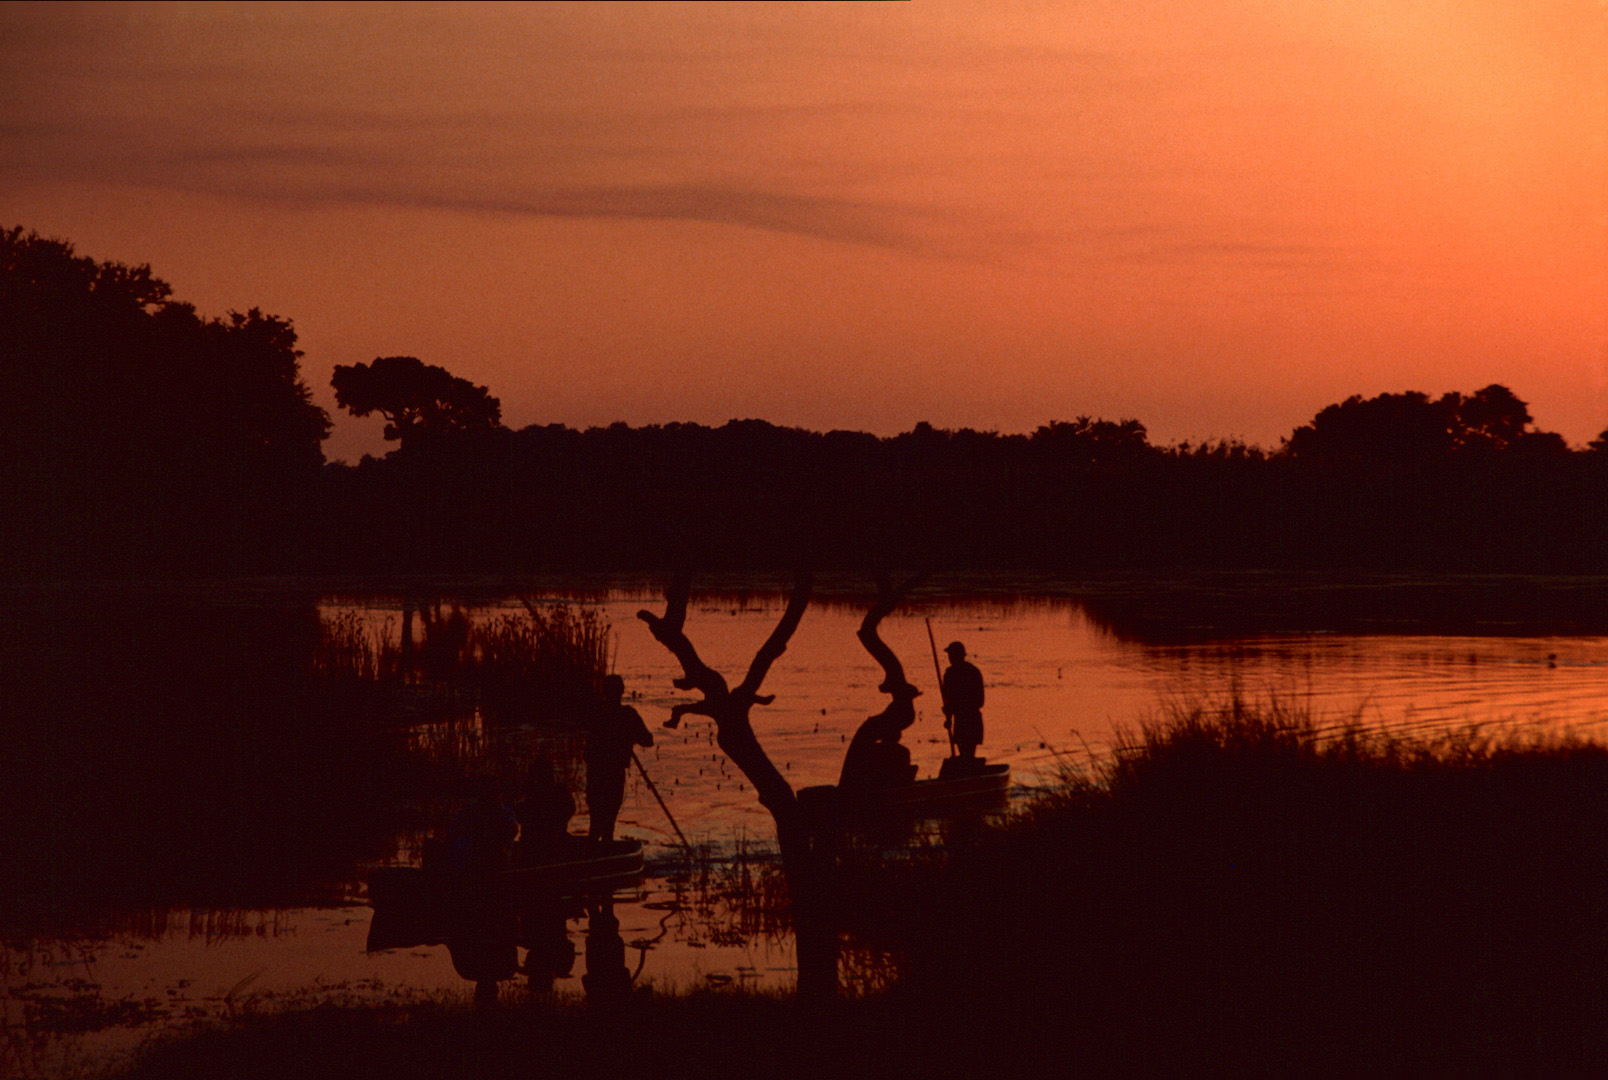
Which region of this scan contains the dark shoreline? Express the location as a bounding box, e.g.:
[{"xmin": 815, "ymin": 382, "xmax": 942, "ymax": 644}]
[
  {"xmin": 104, "ymin": 702, "xmax": 1608, "ymax": 1080},
  {"xmin": 8, "ymin": 569, "xmax": 1608, "ymax": 638}
]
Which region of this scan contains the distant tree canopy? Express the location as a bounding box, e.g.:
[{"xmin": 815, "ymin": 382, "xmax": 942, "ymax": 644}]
[
  {"xmin": 1, "ymin": 226, "xmax": 329, "ymax": 571},
  {"xmin": 331, "ymin": 355, "xmax": 501, "ymax": 452},
  {"xmin": 10, "ymin": 219, "xmax": 1606, "ymax": 577},
  {"xmin": 1285, "ymin": 385, "xmax": 1569, "ymax": 462},
  {"xmin": 1030, "ymin": 417, "xmax": 1155, "ymax": 465},
  {"xmin": 319, "ymin": 384, "xmax": 1605, "ymax": 574}
]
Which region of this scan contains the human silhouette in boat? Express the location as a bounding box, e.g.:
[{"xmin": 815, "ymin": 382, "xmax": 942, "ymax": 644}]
[
  {"xmin": 438, "ymin": 774, "xmax": 518, "ymax": 875},
  {"xmin": 585, "ymin": 674, "xmax": 653, "ymax": 843},
  {"xmin": 940, "ymin": 640, "xmax": 986, "ymax": 771},
  {"xmin": 838, "ymin": 682, "xmax": 920, "ymax": 793},
  {"xmin": 513, "ymin": 760, "xmax": 575, "ymax": 865}
]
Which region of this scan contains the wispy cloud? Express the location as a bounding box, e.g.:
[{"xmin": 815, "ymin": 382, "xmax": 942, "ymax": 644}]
[
  {"xmin": 3, "ymin": 115, "xmax": 948, "ymax": 254},
  {"xmin": 243, "ymin": 175, "xmax": 943, "ymax": 253},
  {"xmin": 0, "ymin": 5, "xmax": 968, "ymax": 254}
]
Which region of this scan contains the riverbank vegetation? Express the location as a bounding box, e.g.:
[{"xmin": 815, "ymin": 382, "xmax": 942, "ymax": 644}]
[
  {"xmin": 894, "ymin": 700, "xmax": 1608, "ymax": 1073},
  {"xmin": 0, "ymin": 596, "xmax": 608, "ymax": 940},
  {"xmin": 107, "ymin": 701, "xmax": 1608, "ymax": 1077},
  {"xmin": 12, "ymin": 225, "xmax": 1608, "ymax": 580},
  {"xmin": 317, "ymin": 600, "xmax": 611, "ymax": 727}
]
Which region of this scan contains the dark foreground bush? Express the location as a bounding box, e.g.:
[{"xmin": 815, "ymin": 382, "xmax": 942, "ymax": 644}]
[
  {"xmin": 117, "ymin": 993, "xmax": 937, "ymax": 1080},
  {"xmin": 897, "ymin": 701, "xmax": 1608, "ymax": 1073}
]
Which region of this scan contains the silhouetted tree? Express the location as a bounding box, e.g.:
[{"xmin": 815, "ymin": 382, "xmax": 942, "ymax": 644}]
[
  {"xmin": 637, "ymin": 572, "xmax": 850, "ymax": 994},
  {"xmin": 1030, "ymin": 416, "xmax": 1154, "ymax": 464},
  {"xmin": 1451, "ymin": 384, "xmax": 1532, "ymax": 453},
  {"xmin": 1285, "ymin": 391, "xmax": 1456, "ymax": 461},
  {"xmin": 330, "ymin": 355, "xmax": 501, "ymax": 452},
  {"xmin": 1286, "ymin": 385, "xmax": 1563, "ymax": 464},
  {"xmin": 1, "ymin": 226, "xmax": 329, "ymax": 571}
]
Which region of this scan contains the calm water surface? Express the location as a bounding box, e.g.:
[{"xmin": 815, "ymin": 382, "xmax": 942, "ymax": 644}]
[{"xmin": 8, "ymin": 584, "xmax": 1608, "ymax": 1077}]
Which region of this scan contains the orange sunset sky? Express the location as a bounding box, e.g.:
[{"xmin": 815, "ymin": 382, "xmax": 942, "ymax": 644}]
[{"xmin": 3, "ymin": 1, "xmax": 1605, "ymax": 463}]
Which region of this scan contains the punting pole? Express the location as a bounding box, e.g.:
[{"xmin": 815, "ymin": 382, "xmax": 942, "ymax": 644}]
[
  {"xmin": 633, "ymin": 750, "xmax": 694, "ymax": 857},
  {"xmin": 511, "ymin": 580, "xmax": 693, "ymax": 858},
  {"xmin": 925, "ymin": 617, "xmax": 957, "ymax": 758}
]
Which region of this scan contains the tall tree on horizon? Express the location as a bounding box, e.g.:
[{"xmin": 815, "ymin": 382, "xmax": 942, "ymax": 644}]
[
  {"xmin": 0, "ymin": 225, "xmax": 330, "ymax": 571},
  {"xmin": 331, "ymin": 355, "xmax": 501, "ymax": 454}
]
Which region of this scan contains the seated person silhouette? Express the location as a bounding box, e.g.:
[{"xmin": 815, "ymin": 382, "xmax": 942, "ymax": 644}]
[
  {"xmin": 512, "ymin": 760, "xmax": 575, "ymax": 866},
  {"xmin": 839, "ymin": 689, "xmax": 919, "ymax": 794},
  {"xmin": 439, "ymin": 774, "xmax": 518, "ymax": 877}
]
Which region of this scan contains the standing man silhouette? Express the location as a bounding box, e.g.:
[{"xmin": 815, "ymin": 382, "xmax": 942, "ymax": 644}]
[
  {"xmin": 584, "ymin": 674, "xmax": 653, "ymax": 843},
  {"xmin": 941, "ymin": 641, "xmax": 985, "ymax": 763}
]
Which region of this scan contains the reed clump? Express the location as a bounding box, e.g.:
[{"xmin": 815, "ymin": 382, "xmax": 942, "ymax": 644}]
[
  {"xmin": 312, "ymin": 604, "xmax": 611, "ymax": 728},
  {"xmin": 898, "ymin": 697, "xmax": 1608, "ymax": 1073},
  {"xmin": 470, "ymin": 605, "xmax": 611, "ymax": 725}
]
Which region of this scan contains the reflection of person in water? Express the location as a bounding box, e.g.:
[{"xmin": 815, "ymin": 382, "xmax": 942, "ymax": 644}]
[
  {"xmin": 941, "ymin": 641, "xmax": 985, "ymax": 762},
  {"xmin": 585, "ymin": 675, "xmax": 653, "ymax": 843},
  {"xmin": 446, "ymin": 902, "xmax": 519, "ymax": 1007},
  {"xmin": 582, "ymin": 897, "xmax": 632, "ymax": 1007},
  {"xmin": 519, "ymin": 898, "xmax": 577, "ymax": 994},
  {"xmin": 513, "ymin": 760, "xmax": 575, "ymax": 865},
  {"xmin": 435, "ymin": 776, "xmax": 520, "ymax": 1005}
]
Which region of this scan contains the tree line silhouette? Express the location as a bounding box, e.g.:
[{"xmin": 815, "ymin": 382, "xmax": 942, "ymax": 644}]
[
  {"xmin": 7, "ymin": 225, "xmax": 1608, "ymax": 576},
  {"xmin": 2, "ymin": 227, "xmax": 329, "ymax": 573}
]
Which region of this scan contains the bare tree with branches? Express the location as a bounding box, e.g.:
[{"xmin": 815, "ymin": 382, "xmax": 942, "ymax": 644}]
[
  {"xmin": 637, "ymin": 569, "xmax": 932, "ymax": 996},
  {"xmin": 636, "ymin": 570, "xmax": 816, "ymax": 867}
]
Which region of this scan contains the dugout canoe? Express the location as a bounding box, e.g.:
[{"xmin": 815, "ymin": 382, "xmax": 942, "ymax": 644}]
[{"xmin": 798, "ymin": 761, "xmax": 1010, "ymax": 823}]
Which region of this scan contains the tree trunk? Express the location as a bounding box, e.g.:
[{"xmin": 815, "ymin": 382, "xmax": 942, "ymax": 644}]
[
  {"xmin": 637, "ymin": 571, "xmax": 840, "ymax": 994},
  {"xmin": 637, "ymin": 570, "xmax": 931, "ymax": 999}
]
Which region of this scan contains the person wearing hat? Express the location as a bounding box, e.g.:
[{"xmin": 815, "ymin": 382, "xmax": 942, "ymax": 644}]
[{"xmin": 940, "ymin": 641, "xmax": 985, "ymax": 762}]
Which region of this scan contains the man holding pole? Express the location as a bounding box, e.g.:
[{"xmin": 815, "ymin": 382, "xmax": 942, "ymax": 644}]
[
  {"xmin": 940, "ymin": 641, "xmax": 986, "ymax": 764},
  {"xmin": 584, "ymin": 674, "xmax": 654, "ymax": 843}
]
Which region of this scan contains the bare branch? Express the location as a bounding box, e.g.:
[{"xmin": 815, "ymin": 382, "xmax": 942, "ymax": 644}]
[
  {"xmin": 856, "ymin": 570, "xmax": 930, "ymax": 698},
  {"xmin": 637, "ymin": 572, "xmax": 727, "ymax": 702},
  {"xmin": 638, "ymin": 604, "xmax": 729, "ymax": 703},
  {"xmin": 665, "ymin": 700, "xmax": 716, "ymax": 729},
  {"xmin": 736, "ymin": 570, "xmax": 814, "ymax": 702},
  {"xmin": 662, "ymin": 570, "xmax": 691, "ymax": 634}
]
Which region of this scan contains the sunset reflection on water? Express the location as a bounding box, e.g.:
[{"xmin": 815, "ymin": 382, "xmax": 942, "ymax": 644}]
[{"xmin": 8, "ymin": 583, "xmax": 1608, "ymax": 1077}]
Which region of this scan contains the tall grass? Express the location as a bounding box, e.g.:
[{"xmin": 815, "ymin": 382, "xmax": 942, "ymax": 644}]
[
  {"xmin": 312, "ymin": 603, "xmax": 611, "ymax": 728},
  {"xmin": 470, "ymin": 605, "xmax": 611, "ymax": 725},
  {"xmin": 897, "ymin": 696, "xmax": 1608, "ymax": 1073},
  {"xmin": 309, "ymin": 602, "xmax": 609, "ymax": 844}
]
